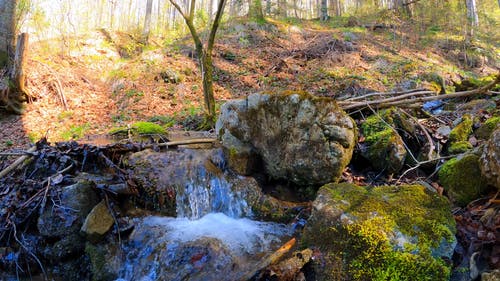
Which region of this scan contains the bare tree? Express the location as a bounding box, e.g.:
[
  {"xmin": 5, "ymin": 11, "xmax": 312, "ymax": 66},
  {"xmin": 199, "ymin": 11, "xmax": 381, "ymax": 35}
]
[
  {"xmin": 168, "ymin": 0, "xmax": 226, "ymax": 127},
  {"xmin": 320, "ymin": 0, "xmax": 328, "ymax": 20}
]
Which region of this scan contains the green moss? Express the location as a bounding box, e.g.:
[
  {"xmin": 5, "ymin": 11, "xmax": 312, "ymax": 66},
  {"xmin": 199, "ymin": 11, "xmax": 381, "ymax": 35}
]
[
  {"xmin": 449, "ymin": 114, "xmax": 472, "ymax": 143},
  {"xmin": 109, "ymin": 121, "xmax": 166, "ymax": 136},
  {"xmin": 448, "ymin": 141, "xmax": 473, "ymax": 154},
  {"xmin": 438, "ymin": 154, "xmax": 489, "ymax": 206},
  {"xmin": 475, "ymin": 116, "xmax": 500, "ymax": 139},
  {"xmin": 85, "ymin": 243, "xmax": 116, "ymax": 281},
  {"xmin": 361, "ymin": 108, "xmax": 408, "ymax": 173},
  {"xmin": 131, "ymin": 121, "xmax": 166, "ymax": 135},
  {"xmin": 305, "ymin": 183, "xmax": 455, "ymax": 281}
]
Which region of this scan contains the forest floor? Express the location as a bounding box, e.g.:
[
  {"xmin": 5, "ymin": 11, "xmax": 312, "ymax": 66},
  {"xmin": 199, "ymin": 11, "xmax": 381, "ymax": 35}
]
[{"xmin": 0, "ymin": 17, "xmax": 498, "ymax": 154}]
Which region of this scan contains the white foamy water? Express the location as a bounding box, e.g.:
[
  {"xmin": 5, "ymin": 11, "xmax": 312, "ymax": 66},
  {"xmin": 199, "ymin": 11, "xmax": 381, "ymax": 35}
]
[{"xmin": 142, "ymin": 212, "xmax": 291, "ymax": 254}]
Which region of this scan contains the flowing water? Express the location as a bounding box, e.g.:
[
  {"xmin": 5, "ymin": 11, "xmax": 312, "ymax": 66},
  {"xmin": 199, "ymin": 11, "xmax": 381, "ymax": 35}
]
[{"xmin": 117, "ymin": 149, "xmax": 293, "ymax": 281}]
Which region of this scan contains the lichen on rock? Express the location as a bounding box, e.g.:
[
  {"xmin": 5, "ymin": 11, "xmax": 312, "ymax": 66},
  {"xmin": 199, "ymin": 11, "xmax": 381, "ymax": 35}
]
[
  {"xmin": 216, "ymin": 91, "xmax": 357, "ymax": 186},
  {"xmin": 302, "ymin": 183, "xmax": 456, "ymax": 281}
]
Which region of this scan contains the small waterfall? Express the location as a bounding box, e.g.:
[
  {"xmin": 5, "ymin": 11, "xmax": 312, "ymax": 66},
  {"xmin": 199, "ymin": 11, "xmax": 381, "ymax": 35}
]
[{"xmin": 118, "ymin": 148, "xmax": 292, "ymax": 281}]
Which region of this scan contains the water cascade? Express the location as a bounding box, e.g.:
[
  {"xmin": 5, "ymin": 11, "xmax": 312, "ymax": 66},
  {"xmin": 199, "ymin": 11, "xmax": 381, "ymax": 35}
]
[{"xmin": 118, "ymin": 148, "xmax": 292, "ymax": 280}]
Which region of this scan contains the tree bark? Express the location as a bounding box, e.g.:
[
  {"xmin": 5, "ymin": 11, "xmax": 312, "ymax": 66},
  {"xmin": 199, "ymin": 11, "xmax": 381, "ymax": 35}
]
[
  {"xmin": 465, "ymin": 0, "xmax": 479, "ymax": 38},
  {"xmin": 320, "ymin": 0, "xmax": 328, "ymax": 20},
  {"xmin": 143, "ymin": 0, "xmax": 154, "ymax": 42}
]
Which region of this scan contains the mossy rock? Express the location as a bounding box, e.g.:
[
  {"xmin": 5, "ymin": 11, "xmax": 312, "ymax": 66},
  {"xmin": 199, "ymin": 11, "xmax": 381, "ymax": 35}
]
[
  {"xmin": 85, "ymin": 243, "xmax": 119, "ymax": 281},
  {"xmin": 361, "ymin": 108, "xmax": 410, "ymax": 174},
  {"xmin": 475, "ymin": 116, "xmax": 500, "ymax": 140},
  {"xmin": 448, "ymin": 114, "xmax": 473, "ymax": 154},
  {"xmin": 438, "ymin": 153, "xmax": 489, "ymax": 206},
  {"xmin": 109, "ymin": 121, "xmax": 166, "ymax": 136},
  {"xmin": 303, "ymin": 183, "xmax": 456, "ymax": 281}
]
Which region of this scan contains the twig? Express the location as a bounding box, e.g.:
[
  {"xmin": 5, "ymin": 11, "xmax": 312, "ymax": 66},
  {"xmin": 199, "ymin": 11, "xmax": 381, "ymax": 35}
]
[
  {"xmin": 145, "ymin": 138, "xmax": 217, "ymax": 149},
  {"xmin": 0, "ymin": 146, "xmax": 36, "ymax": 179},
  {"xmin": 340, "ymin": 88, "xmax": 428, "ymax": 102}
]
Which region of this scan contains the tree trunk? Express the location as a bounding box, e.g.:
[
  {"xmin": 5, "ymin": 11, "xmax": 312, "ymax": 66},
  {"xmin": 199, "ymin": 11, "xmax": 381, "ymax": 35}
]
[
  {"xmin": 266, "ymin": 0, "xmax": 272, "ymax": 16},
  {"xmin": 465, "ymin": 0, "xmax": 479, "ymax": 38},
  {"xmin": 249, "ymin": 0, "xmax": 265, "ymax": 21},
  {"xmin": 320, "ymin": 0, "xmax": 328, "ymax": 20},
  {"xmin": 143, "ymin": 0, "xmax": 154, "ymax": 42}
]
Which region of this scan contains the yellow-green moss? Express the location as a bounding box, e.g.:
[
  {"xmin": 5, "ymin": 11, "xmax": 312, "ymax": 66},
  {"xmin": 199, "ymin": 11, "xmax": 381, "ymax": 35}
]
[
  {"xmin": 305, "ymin": 183, "xmax": 455, "ymax": 281},
  {"xmin": 438, "ymin": 154, "xmax": 489, "ymax": 206},
  {"xmin": 109, "ymin": 121, "xmax": 166, "ymax": 136},
  {"xmin": 448, "ymin": 141, "xmax": 473, "ymax": 154},
  {"xmin": 449, "ymin": 115, "xmax": 472, "ymax": 143},
  {"xmin": 475, "ymin": 116, "xmax": 500, "ymax": 139}
]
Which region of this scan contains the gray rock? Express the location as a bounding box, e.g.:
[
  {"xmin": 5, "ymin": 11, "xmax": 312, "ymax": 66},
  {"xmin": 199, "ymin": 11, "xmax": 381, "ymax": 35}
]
[
  {"xmin": 81, "ymin": 200, "xmax": 114, "ymax": 242},
  {"xmin": 480, "ymin": 126, "xmax": 500, "ymax": 189},
  {"xmin": 216, "ymin": 92, "xmax": 357, "ymax": 186},
  {"xmin": 37, "ymin": 181, "xmax": 99, "ymax": 238}
]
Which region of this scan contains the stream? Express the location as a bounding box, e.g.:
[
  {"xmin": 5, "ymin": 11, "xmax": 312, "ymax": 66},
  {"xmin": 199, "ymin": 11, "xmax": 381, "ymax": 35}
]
[{"xmin": 116, "ymin": 148, "xmax": 293, "ymax": 280}]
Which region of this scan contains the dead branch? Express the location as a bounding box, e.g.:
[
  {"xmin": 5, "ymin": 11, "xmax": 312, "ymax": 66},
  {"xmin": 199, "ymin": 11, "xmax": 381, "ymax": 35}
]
[
  {"xmin": 0, "ymin": 146, "xmax": 36, "ymax": 179},
  {"xmin": 340, "ymin": 72, "xmax": 500, "ymax": 111},
  {"xmin": 32, "ymin": 59, "xmax": 69, "ymax": 110}
]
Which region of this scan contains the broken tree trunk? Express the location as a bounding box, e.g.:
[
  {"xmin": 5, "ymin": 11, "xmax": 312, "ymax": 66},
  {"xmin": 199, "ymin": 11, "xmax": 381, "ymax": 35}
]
[{"xmin": 1, "ymin": 33, "xmax": 30, "ymax": 114}]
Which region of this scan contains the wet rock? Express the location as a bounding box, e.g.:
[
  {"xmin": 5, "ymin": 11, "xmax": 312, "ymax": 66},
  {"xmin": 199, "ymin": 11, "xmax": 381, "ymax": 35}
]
[
  {"xmin": 439, "ymin": 153, "xmax": 489, "ymax": 206},
  {"xmin": 262, "ymin": 248, "xmax": 313, "ymax": 280},
  {"xmin": 303, "ymin": 183, "xmax": 456, "ymax": 281},
  {"xmin": 81, "ymin": 200, "xmax": 114, "ymax": 242},
  {"xmin": 220, "ymin": 131, "xmax": 256, "ymax": 175},
  {"xmin": 216, "ymin": 91, "xmax": 357, "ymax": 186},
  {"xmin": 125, "ymin": 148, "xmax": 259, "ymax": 217},
  {"xmin": 360, "ymin": 108, "xmax": 412, "ymax": 174},
  {"xmin": 42, "ymin": 233, "xmax": 86, "ymax": 262},
  {"xmin": 116, "ymin": 214, "xmax": 291, "ymax": 281},
  {"xmin": 125, "ymin": 148, "xmax": 303, "ymax": 222},
  {"xmin": 86, "ymin": 242, "xmax": 121, "ymax": 281},
  {"xmin": 480, "ymin": 126, "xmax": 500, "ymax": 189},
  {"xmin": 37, "ymin": 181, "xmax": 99, "ymax": 238}
]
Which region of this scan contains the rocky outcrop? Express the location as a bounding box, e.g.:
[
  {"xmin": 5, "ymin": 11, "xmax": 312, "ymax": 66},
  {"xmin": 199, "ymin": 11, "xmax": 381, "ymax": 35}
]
[
  {"xmin": 480, "ymin": 126, "xmax": 500, "ymax": 189},
  {"xmin": 439, "ymin": 153, "xmax": 490, "ymax": 206},
  {"xmin": 216, "ymin": 91, "xmax": 357, "ymax": 186},
  {"xmin": 302, "ymin": 183, "xmax": 456, "ymax": 281}
]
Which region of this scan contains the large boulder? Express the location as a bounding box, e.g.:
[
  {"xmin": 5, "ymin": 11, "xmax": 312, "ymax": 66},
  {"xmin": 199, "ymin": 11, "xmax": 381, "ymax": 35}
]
[
  {"xmin": 302, "ymin": 183, "xmax": 456, "ymax": 281},
  {"xmin": 480, "ymin": 125, "xmax": 500, "ymax": 189},
  {"xmin": 439, "ymin": 153, "xmax": 490, "ymax": 206},
  {"xmin": 216, "ymin": 92, "xmax": 357, "ymax": 186}
]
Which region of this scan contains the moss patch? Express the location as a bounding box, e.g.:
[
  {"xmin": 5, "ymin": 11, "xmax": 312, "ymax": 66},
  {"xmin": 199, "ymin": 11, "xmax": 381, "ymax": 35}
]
[
  {"xmin": 303, "ymin": 183, "xmax": 455, "ymax": 281},
  {"xmin": 438, "ymin": 154, "xmax": 489, "ymax": 206},
  {"xmin": 475, "ymin": 116, "xmax": 500, "ymax": 140},
  {"xmin": 109, "ymin": 121, "xmax": 166, "ymax": 136},
  {"xmin": 361, "ymin": 108, "xmax": 408, "ymax": 173}
]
